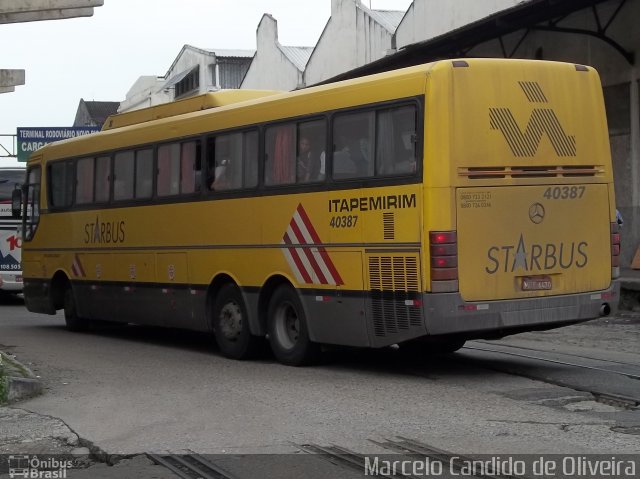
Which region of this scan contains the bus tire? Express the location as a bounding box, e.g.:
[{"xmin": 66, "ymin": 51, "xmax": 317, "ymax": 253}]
[
  {"xmin": 267, "ymin": 285, "xmax": 319, "ymax": 366},
  {"xmin": 212, "ymin": 283, "xmax": 260, "ymax": 360},
  {"xmin": 63, "ymin": 286, "xmax": 88, "ymax": 332}
]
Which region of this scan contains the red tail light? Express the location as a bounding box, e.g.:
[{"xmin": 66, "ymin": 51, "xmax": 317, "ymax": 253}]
[
  {"xmin": 611, "ymin": 222, "xmax": 620, "ymax": 278},
  {"xmin": 430, "ymin": 230, "xmax": 458, "ymax": 292}
]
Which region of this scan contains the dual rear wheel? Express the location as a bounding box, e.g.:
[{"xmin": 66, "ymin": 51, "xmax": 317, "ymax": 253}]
[{"xmin": 212, "ymin": 283, "xmax": 318, "ymax": 366}]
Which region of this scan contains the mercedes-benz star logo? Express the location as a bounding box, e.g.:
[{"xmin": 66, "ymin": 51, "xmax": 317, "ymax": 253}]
[{"xmin": 529, "ymin": 203, "xmax": 545, "ymax": 224}]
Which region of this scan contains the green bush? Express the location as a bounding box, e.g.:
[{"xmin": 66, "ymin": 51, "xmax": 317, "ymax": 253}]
[{"xmin": 0, "ymin": 367, "xmax": 7, "ymax": 404}]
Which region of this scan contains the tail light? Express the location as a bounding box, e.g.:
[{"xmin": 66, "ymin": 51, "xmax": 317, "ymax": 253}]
[
  {"xmin": 611, "ymin": 222, "xmax": 620, "ymax": 279},
  {"xmin": 430, "ymin": 230, "xmax": 458, "ymax": 292}
]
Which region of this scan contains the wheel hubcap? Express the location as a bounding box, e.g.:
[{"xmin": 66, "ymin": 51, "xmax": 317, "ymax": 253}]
[
  {"xmin": 219, "ymin": 302, "xmax": 242, "ymax": 341},
  {"xmin": 274, "ymin": 302, "xmax": 300, "ymax": 350}
]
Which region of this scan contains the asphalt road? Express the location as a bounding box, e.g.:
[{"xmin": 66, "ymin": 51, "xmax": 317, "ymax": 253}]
[{"xmin": 1, "ymin": 296, "xmax": 639, "ymax": 457}]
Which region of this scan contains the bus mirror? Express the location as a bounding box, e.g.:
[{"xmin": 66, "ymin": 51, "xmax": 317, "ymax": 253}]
[{"xmin": 11, "ymin": 187, "xmax": 22, "ymax": 218}]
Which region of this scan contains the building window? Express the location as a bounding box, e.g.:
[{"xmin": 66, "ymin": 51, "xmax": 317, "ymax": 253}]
[{"xmin": 175, "ymin": 66, "xmax": 200, "ymax": 99}]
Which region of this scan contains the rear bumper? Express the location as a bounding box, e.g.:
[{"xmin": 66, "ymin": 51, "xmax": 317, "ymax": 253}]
[
  {"xmin": 0, "ymin": 272, "xmax": 23, "ymax": 292},
  {"xmin": 23, "ymin": 279, "xmax": 56, "ymax": 314},
  {"xmin": 423, "ymin": 281, "xmax": 620, "ymax": 338}
]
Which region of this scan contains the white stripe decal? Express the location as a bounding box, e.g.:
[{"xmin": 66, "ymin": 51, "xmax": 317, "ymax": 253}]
[{"xmin": 281, "ymin": 204, "xmax": 343, "ymax": 286}]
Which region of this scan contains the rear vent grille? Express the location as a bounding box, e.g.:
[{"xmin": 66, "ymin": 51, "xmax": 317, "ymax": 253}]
[
  {"xmin": 459, "ymin": 165, "xmax": 603, "ymax": 179},
  {"xmin": 368, "ymin": 255, "xmax": 422, "ymax": 337},
  {"xmin": 383, "ymin": 213, "xmax": 395, "ymax": 240}
]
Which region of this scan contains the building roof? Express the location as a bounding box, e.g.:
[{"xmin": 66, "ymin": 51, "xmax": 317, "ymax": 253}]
[
  {"xmin": 203, "ymin": 48, "xmax": 256, "ymax": 58},
  {"xmin": 279, "ymin": 46, "xmax": 314, "ymax": 71},
  {"xmin": 165, "ymin": 45, "xmax": 255, "ymax": 78},
  {"xmin": 365, "ymin": 8, "xmax": 405, "ymax": 33},
  {"xmin": 79, "ymin": 100, "xmax": 119, "ymax": 126},
  {"xmin": 356, "ymin": 4, "xmax": 404, "ymax": 34}
]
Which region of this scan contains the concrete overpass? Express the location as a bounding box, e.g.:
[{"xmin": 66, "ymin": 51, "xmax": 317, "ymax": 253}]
[{"xmin": 0, "ymin": 0, "xmax": 104, "ymax": 94}]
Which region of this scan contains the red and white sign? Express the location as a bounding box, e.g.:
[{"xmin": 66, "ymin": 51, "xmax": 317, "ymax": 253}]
[
  {"xmin": 71, "ymin": 254, "xmax": 86, "ymax": 278},
  {"xmin": 281, "ymin": 204, "xmax": 343, "ymax": 286}
]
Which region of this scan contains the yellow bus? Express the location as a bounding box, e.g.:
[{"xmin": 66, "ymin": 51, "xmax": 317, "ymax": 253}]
[{"xmin": 18, "ymin": 59, "xmax": 620, "ymax": 366}]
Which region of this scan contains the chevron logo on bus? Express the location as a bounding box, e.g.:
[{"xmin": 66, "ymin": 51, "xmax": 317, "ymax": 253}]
[
  {"xmin": 71, "ymin": 254, "xmax": 86, "ymax": 278},
  {"xmin": 489, "ymin": 81, "xmax": 576, "ymax": 157},
  {"xmin": 281, "ymin": 204, "xmax": 344, "ymax": 286}
]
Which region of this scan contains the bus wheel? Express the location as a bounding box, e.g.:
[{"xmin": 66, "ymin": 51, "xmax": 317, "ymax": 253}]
[
  {"xmin": 212, "ymin": 283, "xmax": 259, "ymax": 360},
  {"xmin": 63, "ymin": 286, "xmax": 88, "ymax": 332},
  {"xmin": 267, "ymin": 285, "xmax": 319, "ymax": 366}
]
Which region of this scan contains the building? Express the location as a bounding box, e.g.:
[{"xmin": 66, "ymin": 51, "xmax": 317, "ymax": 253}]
[
  {"xmin": 119, "ymin": 45, "xmax": 254, "ymax": 114},
  {"xmin": 73, "ymin": 99, "xmax": 119, "ymax": 129},
  {"xmin": 304, "ymin": 0, "xmax": 404, "ymax": 86},
  {"xmin": 240, "ymin": 14, "xmax": 312, "ymax": 91},
  {"xmin": 395, "ymin": 0, "xmax": 524, "ymax": 49}
]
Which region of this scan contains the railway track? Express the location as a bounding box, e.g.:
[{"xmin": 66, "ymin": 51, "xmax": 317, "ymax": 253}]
[
  {"xmin": 456, "ymin": 342, "xmax": 640, "ymax": 408},
  {"xmin": 148, "ymin": 437, "xmax": 536, "ymax": 479}
]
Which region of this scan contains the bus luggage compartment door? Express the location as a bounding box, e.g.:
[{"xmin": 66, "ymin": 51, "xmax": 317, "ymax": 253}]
[{"xmin": 455, "ymin": 184, "xmax": 612, "ymax": 302}]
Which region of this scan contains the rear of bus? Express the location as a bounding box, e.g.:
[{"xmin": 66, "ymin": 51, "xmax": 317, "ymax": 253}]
[{"xmin": 423, "ymin": 59, "xmax": 618, "ymax": 339}]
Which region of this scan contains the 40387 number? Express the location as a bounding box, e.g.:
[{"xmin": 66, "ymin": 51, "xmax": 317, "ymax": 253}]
[
  {"xmin": 543, "ymin": 186, "xmax": 585, "ymax": 200},
  {"xmin": 330, "ymin": 215, "xmax": 358, "ymax": 228}
]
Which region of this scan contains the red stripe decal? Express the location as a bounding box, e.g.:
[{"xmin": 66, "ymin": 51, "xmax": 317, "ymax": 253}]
[
  {"xmin": 283, "ymin": 234, "xmax": 312, "ymax": 284},
  {"xmin": 289, "ymin": 220, "xmax": 328, "ymax": 284}
]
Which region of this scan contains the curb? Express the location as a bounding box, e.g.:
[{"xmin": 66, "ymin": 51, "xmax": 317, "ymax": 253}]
[
  {"xmin": 7, "ymin": 377, "xmax": 43, "ymax": 402},
  {"xmin": 0, "ymin": 351, "xmax": 43, "ymax": 404}
]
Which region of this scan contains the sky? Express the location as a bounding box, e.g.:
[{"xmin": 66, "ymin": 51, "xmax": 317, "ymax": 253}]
[{"xmin": 0, "ymin": 0, "xmax": 413, "ymax": 166}]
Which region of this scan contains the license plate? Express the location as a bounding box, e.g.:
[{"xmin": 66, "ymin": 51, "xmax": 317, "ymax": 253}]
[
  {"xmin": 15, "ymin": 275, "xmax": 23, "ymax": 283},
  {"xmin": 521, "ymin": 275, "xmax": 552, "ymax": 291}
]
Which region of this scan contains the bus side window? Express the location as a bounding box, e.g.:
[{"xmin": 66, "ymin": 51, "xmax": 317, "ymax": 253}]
[
  {"xmin": 95, "ymin": 156, "xmax": 111, "ymax": 203},
  {"xmin": 114, "ymin": 151, "xmax": 134, "ymax": 201},
  {"xmin": 49, "ymin": 160, "xmax": 74, "ymax": 208},
  {"xmin": 296, "ymin": 120, "xmax": 326, "ymax": 184},
  {"xmin": 332, "ymin": 111, "xmax": 374, "ymax": 180},
  {"xmin": 75, "ymin": 157, "xmax": 94, "ymax": 205},
  {"xmin": 135, "ymin": 149, "xmax": 153, "ymax": 199},
  {"xmin": 158, "ymin": 143, "xmax": 181, "ymax": 196},
  {"xmin": 376, "ymin": 105, "xmax": 417, "ymax": 176},
  {"xmin": 180, "ymin": 141, "xmax": 198, "ymax": 194}
]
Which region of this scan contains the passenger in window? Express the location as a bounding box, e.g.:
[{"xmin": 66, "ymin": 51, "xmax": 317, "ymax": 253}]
[
  {"xmin": 333, "ymin": 134, "xmax": 358, "ymax": 178},
  {"xmin": 297, "ymin": 136, "xmax": 325, "ymax": 183},
  {"xmin": 211, "ymin": 158, "xmax": 230, "ymax": 190}
]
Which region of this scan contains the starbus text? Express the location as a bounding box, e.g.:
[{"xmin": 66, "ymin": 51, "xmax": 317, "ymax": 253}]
[{"xmin": 485, "ymin": 234, "xmax": 588, "ymax": 274}]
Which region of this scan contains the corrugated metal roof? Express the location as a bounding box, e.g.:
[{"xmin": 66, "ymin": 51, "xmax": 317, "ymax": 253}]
[
  {"xmin": 204, "ymin": 48, "xmax": 255, "ymax": 58},
  {"xmin": 360, "ymin": 6, "xmax": 405, "ymax": 33},
  {"xmin": 279, "ymin": 46, "xmax": 314, "ymax": 71}
]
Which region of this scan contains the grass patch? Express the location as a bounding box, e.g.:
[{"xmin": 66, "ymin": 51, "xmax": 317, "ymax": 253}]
[{"xmin": 0, "ymin": 364, "xmax": 7, "ymax": 404}]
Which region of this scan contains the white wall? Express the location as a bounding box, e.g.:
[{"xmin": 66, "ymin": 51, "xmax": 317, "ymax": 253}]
[
  {"xmin": 396, "ymin": 0, "xmax": 524, "ymax": 49},
  {"xmin": 118, "ymin": 76, "xmax": 171, "ymax": 113},
  {"xmin": 304, "ymin": 0, "xmax": 395, "ymax": 86},
  {"xmin": 241, "ymin": 14, "xmax": 303, "ymax": 91}
]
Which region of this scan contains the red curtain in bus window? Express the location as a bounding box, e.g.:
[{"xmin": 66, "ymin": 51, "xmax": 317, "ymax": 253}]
[
  {"xmin": 181, "ymin": 142, "xmax": 196, "ymax": 194},
  {"xmin": 272, "ymin": 125, "xmax": 295, "ymax": 184}
]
